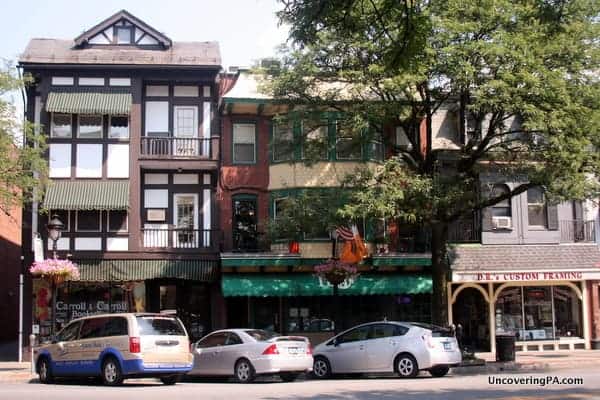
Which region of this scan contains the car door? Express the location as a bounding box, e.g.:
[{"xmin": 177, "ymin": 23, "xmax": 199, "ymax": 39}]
[
  {"xmin": 194, "ymin": 332, "xmax": 228, "ymax": 375},
  {"xmin": 327, "ymin": 325, "xmax": 370, "ymax": 373},
  {"xmin": 77, "ymin": 317, "xmax": 109, "ymax": 375},
  {"xmin": 365, "ymin": 323, "xmax": 409, "ymax": 372},
  {"xmin": 51, "ymin": 320, "xmax": 82, "ymax": 376},
  {"xmin": 219, "ymin": 332, "xmax": 245, "ymax": 375}
]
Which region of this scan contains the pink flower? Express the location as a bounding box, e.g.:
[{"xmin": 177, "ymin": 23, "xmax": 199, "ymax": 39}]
[
  {"xmin": 29, "ymin": 258, "xmax": 80, "ymax": 280},
  {"xmin": 314, "ymin": 259, "xmax": 359, "ymax": 282}
]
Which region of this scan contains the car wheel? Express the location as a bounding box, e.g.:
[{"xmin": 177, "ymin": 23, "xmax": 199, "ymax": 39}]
[
  {"xmin": 395, "ymin": 354, "xmax": 419, "ymax": 378},
  {"xmin": 101, "ymin": 356, "xmax": 124, "ymax": 386},
  {"xmin": 312, "ymin": 356, "xmax": 331, "ymax": 379},
  {"xmin": 38, "ymin": 358, "xmax": 54, "ymax": 384},
  {"xmin": 279, "ymin": 372, "xmax": 299, "ymax": 382},
  {"xmin": 160, "ymin": 375, "xmax": 181, "ymax": 385},
  {"xmin": 429, "ymin": 366, "xmax": 450, "ymax": 378},
  {"xmin": 234, "ymin": 359, "xmax": 255, "ymax": 383}
]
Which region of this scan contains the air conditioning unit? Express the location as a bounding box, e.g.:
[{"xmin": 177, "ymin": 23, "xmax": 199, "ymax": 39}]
[{"xmin": 492, "ymin": 216, "xmax": 512, "ymax": 229}]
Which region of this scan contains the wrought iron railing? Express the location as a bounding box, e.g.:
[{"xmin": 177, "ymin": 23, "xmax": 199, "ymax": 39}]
[
  {"xmin": 448, "ymin": 212, "xmax": 481, "ymax": 243},
  {"xmin": 141, "ymin": 228, "xmax": 220, "ymax": 250},
  {"xmin": 140, "ymin": 137, "xmax": 218, "ymax": 159},
  {"xmin": 560, "ymin": 220, "xmax": 596, "ymax": 243}
]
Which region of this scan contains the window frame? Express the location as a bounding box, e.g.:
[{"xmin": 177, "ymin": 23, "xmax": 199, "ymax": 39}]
[
  {"xmin": 115, "ymin": 26, "xmax": 133, "ymax": 44},
  {"xmin": 76, "ymin": 210, "xmax": 102, "ymax": 232},
  {"xmin": 107, "ymin": 210, "xmax": 129, "ymax": 233},
  {"xmin": 50, "ymin": 113, "xmax": 73, "ymax": 138},
  {"xmin": 491, "ymin": 184, "xmax": 512, "ymax": 218},
  {"xmin": 527, "ymin": 187, "xmax": 548, "ymax": 228},
  {"xmin": 272, "ymin": 120, "xmax": 295, "ymax": 162},
  {"xmin": 301, "ymin": 120, "xmax": 329, "ymax": 161},
  {"xmin": 77, "ymin": 114, "xmax": 104, "ymax": 139},
  {"xmin": 232, "ymin": 122, "xmax": 257, "ymax": 165},
  {"xmin": 108, "ymin": 115, "xmax": 130, "ymax": 140},
  {"xmin": 335, "ymin": 120, "xmax": 363, "ymax": 160}
]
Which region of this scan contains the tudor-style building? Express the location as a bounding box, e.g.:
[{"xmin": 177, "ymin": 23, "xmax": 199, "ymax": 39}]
[{"xmin": 20, "ymin": 10, "xmax": 222, "ymax": 343}]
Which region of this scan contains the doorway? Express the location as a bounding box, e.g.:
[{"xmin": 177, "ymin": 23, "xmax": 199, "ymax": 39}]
[{"xmin": 452, "ymin": 287, "xmax": 490, "ymax": 352}]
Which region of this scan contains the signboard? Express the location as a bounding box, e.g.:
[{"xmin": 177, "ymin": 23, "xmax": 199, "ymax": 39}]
[
  {"xmin": 452, "ymin": 269, "xmax": 600, "ymax": 283},
  {"xmin": 55, "ymin": 300, "xmax": 128, "ymax": 319}
]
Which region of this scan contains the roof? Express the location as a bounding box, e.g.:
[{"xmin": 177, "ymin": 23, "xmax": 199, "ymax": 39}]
[
  {"xmin": 222, "ymin": 71, "xmax": 272, "ymax": 102},
  {"xmin": 20, "ymin": 38, "xmax": 221, "ymax": 67},
  {"xmin": 450, "ymin": 244, "xmax": 600, "ymax": 271},
  {"xmin": 73, "ymin": 9, "xmax": 172, "ymax": 48},
  {"xmin": 46, "ymin": 92, "xmax": 132, "ymax": 115},
  {"xmin": 43, "ymin": 180, "xmax": 129, "ymax": 210}
]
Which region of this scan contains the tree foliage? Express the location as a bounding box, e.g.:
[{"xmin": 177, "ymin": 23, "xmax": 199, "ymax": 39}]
[
  {"xmin": 0, "ymin": 62, "xmax": 47, "ymax": 217},
  {"xmin": 265, "ymin": 0, "xmax": 600, "ymax": 324}
]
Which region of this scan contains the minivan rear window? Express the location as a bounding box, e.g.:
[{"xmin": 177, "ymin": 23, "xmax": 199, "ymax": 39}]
[{"xmin": 136, "ymin": 316, "xmax": 185, "ymax": 336}]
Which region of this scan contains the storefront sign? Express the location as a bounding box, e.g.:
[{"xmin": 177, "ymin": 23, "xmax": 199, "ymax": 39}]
[
  {"xmin": 56, "ymin": 300, "xmax": 128, "ymax": 318},
  {"xmin": 453, "ymin": 269, "xmax": 600, "ymax": 283}
]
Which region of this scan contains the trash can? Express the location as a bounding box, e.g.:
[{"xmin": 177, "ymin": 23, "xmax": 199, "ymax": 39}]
[{"xmin": 495, "ymin": 334, "xmax": 516, "ymax": 362}]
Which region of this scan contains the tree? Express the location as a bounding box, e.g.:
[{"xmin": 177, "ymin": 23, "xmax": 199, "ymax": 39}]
[
  {"xmin": 0, "ymin": 62, "xmax": 47, "ymax": 217},
  {"xmin": 264, "ymin": 0, "xmax": 600, "ymax": 324}
]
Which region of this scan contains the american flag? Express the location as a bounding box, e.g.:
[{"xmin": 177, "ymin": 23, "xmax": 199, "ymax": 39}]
[{"xmin": 335, "ymin": 226, "xmax": 355, "ymax": 241}]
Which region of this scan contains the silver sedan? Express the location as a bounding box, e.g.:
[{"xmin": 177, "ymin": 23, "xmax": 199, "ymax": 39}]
[
  {"xmin": 312, "ymin": 321, "xmax": 461, "ymax": 379},
  {"xmin": 189, "ymin": 329, "xmax": 313, "ymax": 383}
]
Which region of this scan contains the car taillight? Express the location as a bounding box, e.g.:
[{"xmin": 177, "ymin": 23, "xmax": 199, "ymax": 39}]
[
  {"xmin": 129, "ymin": 337, "xmax": 141, "ymax": 353},
  {"xmin": 422, "ymin": 335, "xmax": 436, "ymax": 349},
  {"xmin": 306, "ymin": 345, "xmax": 313, "ymax": 355},
  {"xmin": 262, "ymin": 344, "xmax": 279, "ymax": 355}
]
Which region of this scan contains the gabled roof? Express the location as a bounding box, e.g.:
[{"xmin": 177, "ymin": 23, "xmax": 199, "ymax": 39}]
[{"xmin": 73, "ymin": 9, "xmax": 172, "ymax": 48}]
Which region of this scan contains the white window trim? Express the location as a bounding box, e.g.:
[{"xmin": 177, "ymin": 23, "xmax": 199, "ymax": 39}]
[
  {"xmin": 107, "ymin": 210, "xmax": 128, "ymax": 233},
  {"xmin": 232, "ymin": 123, "xmax": 256, "ymax": 164},
  {"xmin": 51, "ymin": 113, "xmax": 72, "ymax": 138},
  {"xmin": 77, "ymin": 115, "xmax": 104, "ymax": 139},
  {"xmin": 76, "ymin": 210, "xmax": 102, "ymax": 232},
  {"xmin": 108, "ymin": 115, "xmax": 130, "ymax": 140}
]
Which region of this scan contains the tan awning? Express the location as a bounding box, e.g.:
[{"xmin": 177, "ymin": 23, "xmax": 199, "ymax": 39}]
[
  {"xmin": 43, "ymin": 180, "xmax": 129, "ymax": 210},
  {"xmin": 46, "ymin": 92, "xmax": 132, "ymax": 115}
]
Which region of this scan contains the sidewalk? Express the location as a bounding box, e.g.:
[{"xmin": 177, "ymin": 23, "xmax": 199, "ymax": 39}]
[
  {"xmin": 0, "ymin": 362, "xmax": 36, "ymax": 384},
  {"xmin": 452, "ymin": 350, "xmax": 600, "ymax": 375}
]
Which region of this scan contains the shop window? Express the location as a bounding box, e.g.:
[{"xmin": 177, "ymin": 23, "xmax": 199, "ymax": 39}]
[
  {"xmin": 51, "ymin": 113, "xmax": 72, "ymax": 138},
  {"xmin": 335, "ymin": 120, "xmax": 362, "ymax": 159},
  {"xmin": 527, "ymin": 187, "xmax": 547, "ymax": 227},
  {"xmin": 109, "ymin": 116, "xmax": 129, "ymax": 139},
  {"xmin": 553, "ymin": 286, "xmax": 582, "ymax": 338},
  {"xmin": 108, "ymin": 210, "xmax": 128, "ymax": 232},
  {"xmin": 233, "ymin": 195, "xmax": 258, "ymax": 251},
  {"xmin": 159, "ymin": 285, "xmax": 177, "ymax": 310},
  {"xmin": 76, "ymin": 210, "xmax": 101, "ymax": 232},
  {"xmin": 232, "ymin": 123, "xmax": 256, "ymax": 164},
  {"xmin": 273, "ymin": 121, "xmax": 295, "ymax": 161},
  {"xmin": 302, "ymin": 120, "xmax": 328, "ymax": 160},
  {"xmin": 78, "ymin": 115, "xmax": 103, "ymax": 138},
  {"xmin": 523, "ymin": 287, "xmax": 553, "ymax": 340}
]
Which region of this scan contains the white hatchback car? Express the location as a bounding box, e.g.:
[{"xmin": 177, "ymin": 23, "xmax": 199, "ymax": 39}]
[
  {"xmin": 189, "ymin": 329, "xmax": 313, "ymax": 383},
  {"xmin": 35, "ymin": 313, "xmax": 193, "ymax": 385},
  {"xmin": 312, "ymin": 321, "xmax": 461, "ymax": 378}
]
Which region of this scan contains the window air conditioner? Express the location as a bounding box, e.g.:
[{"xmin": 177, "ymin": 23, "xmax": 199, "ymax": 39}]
[{"xmin": 492, "ymin": 216, "xmax": 512, "ymax": 229}]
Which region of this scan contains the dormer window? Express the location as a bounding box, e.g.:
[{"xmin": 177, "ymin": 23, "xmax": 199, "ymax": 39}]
[{"xmin": 116, "ymin": 26, "xmax": 133, "ymax": 44}]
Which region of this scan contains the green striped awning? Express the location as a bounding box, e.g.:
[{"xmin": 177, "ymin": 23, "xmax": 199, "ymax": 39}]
[
  {"xmin": 44, "ymin": 180, "xmax": 129, "ymax": 210},
  {"xmin": 46, "ymin": 92, "xmax": 132, "ymax": 115},
  {"xmin": 74, "ymin": 259, "xmax": 218, "ymax": 282},
  {"xmin": 221, "ymin": 273, "xmax": 432, "ymax": 297}
]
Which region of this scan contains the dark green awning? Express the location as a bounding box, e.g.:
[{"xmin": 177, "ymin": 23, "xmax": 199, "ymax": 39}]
[
  {"xmin": 43, "ymin": 180, "xmax": 129, "ymax": 210},
  {"xmin": 371, "ymin": 255, "xmax": 431, "ymax": 267},
  {"xmin": 74, "ymin": 259, "xmax": 217, "ymax": 282},
  {"xmin": 221, "ymin": 273, "xmax": 432, "ymax": 297},
  {"xmin": 46, "ymin": 92, "xmax": 132, "ymax": 115}
]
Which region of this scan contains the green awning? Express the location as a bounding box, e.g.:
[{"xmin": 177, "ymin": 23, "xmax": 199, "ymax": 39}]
[
  {"xmin": 372, "ymin": 255, "xmax": 432, "ymax": 267},
  {"xmin": 43, "ymin": 180, "xmax": 129, "ymax": 210},
  {"xmin": 221, "ymin": 255, "xmax": 302, "ymax": 267},
  {"xmin": 46, "ymin": 92, "xmax": 132, "ymax": 115},
  {"xmin": 74, "ymin": 259, "xmax": 217, "ymax": 282},
  {"xmin": 221, "ymin": 273, "xmax": 432, "ymax": 297}
]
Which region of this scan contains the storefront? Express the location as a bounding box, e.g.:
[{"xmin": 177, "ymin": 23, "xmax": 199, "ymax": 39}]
[
  {"xmin": 449, "ymin": 245, "xmax": 600, "ymax": 353},
  {"xmin": 32, "ymin": 258, "xmax": 218, "ymax": 343}
]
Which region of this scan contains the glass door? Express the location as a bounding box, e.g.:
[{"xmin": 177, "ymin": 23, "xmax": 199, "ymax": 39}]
[
  {"xmin": 232, "ymin": 196, "xmax": 258, "ymax": 251},
  {"xmin": 174, "ymin": 106, "xmax": 198, "ymax": 156},
  {"xmin": 173, "ymin": 194, "xmax": 198, "ymax": 248}
]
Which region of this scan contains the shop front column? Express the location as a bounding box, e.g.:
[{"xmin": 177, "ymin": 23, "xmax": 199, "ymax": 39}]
[
  {"xmin": 447, "ymin": 282, "xmax": 453, "ymax": 326},
  {"xmin": 488, "ymin": 282, "xmax": 496, "ymax": 355},
  {"xmin": 582, "ymin": 281, "xmax": 591, "ymax": 349}
]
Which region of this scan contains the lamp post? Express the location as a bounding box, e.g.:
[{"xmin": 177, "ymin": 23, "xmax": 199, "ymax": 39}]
[
  {"xmin": 329, "ymin": 229, "xmax": 340, "ymax": 333},
  {"xmin": 47, "ymin": 215, "xmax": 64, "ymax": 259},
  {"xmin": 47, "ymin": 215, "xmax": 64, "ymax": 336}
]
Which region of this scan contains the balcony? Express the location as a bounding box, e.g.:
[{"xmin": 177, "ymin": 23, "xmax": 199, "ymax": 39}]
[
  {"xmin": 141, "ymin": 228, "xmax": 220, "ymax": 251},
  {"xmin": 448, "ymin": 212, "xmax": 481, "ymax": 243},
  {"xmin": 139, "ymin": 137, "xmax": 219, "ymax": 168},
  {"xmin": 560, "ymin": 220, "xmax": 596, "ymax": 243}
]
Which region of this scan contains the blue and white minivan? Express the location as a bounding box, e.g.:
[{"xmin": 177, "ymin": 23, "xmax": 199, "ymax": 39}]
[{"xmin": 35, "ymin": 313, "xmax": 193, "ymax": 385}]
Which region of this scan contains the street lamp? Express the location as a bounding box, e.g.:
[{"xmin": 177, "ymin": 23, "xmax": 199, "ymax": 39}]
[{"xmin": 47, "ymin": 215, "xmax": 64, "ymax": 258}]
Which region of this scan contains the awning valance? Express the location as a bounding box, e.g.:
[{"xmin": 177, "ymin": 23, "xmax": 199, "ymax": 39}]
[
  {"xmin": 46, "ymin": 92, "xmax": 132, "ymax": 115},
  {"xmin": 221, "ymin": 273, "xmax": 432, "ymax": 297},
  {"xmin": 43, "ymin": 180, "xmax": 129, "ymax": 210},
  {"xmin": 74, "ymin": 259, "xmax": 218, "ymax": 282}
]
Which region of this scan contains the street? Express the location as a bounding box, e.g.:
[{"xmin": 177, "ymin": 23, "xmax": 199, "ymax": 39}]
[{"xmin": 1, "ymin": 367, "xmax": 599, "ymax": 400}]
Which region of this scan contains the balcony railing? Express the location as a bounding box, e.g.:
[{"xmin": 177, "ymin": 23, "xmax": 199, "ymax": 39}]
[
  {"xmin": 140, "ymin": 137, "xmax": 218, "ymax": 159},
  {"xmin": 141, "ymin": 228, "xmax": 220, "ymax": 250},
  {"xmin": 448, "ymin": 212, "xmax": 481, "ymax": 243},
  {"xmin": 560, "ymin": 220, "xmax": 596, "ymax": 243}
]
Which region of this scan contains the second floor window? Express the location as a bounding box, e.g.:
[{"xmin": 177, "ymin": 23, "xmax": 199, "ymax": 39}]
[
  {"xmin": 51, "ymin": 113, "xmax": 72, "ymax": 138},
  {"xmin": 527, "ymin": 187, "xmax": 547, "ymax": 227},
  {"xmin": 78, "ymin": 115, "xmax": 103, "ymax": 138},
  {"xmin": 491, "ymin": 184, "xmax": 512, "ymax": 217},
  {"xmin": 233, "ymin": 123, "xmax": 256, "ymax": 164},
  {"xmin": 109, "ymin": 116, "xmax": 129, "ymax": 139},
  {"xmin": 335, "ymin": 120, "xmax": 362, "ymax": 160},
  {"xmin": 302, "ymin": 121, "xmax": 328, "ymax": 160},
  {"xmin": 76, "ymin": 210, "xmax": 101, "ymax": 232},
  {"xmin": 273, "ymin": 122, "xmax": 294, "ymax": 162}
]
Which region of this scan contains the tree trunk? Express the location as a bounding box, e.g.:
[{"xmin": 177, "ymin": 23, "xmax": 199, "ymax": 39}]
[{"xmin": 430, "ymin": 222, "xmax": 450, "ymax": 326}]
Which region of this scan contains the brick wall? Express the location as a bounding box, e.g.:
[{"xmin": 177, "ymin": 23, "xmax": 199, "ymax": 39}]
[{"xmin": 0, "ymin": 205, "xmax": 22, "ymax": 343}]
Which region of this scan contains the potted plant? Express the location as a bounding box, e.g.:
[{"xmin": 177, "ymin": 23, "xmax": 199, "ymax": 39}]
[
  {"xmin": 30, "ymin": 258, "xmax": 80, "ymax": 284},
  {"xmin": 314, "ymin": 259, "xmax": 359, "ymax": 286}
]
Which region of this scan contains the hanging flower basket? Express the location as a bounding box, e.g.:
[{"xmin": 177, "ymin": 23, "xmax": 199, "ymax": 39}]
[
  {"xmin": 314, "ymin": 259, "xmax": 359, "ymax": 286},
  {"xmin": 30, "ymin": 258, "xmax": 80, "ymax": 284}
]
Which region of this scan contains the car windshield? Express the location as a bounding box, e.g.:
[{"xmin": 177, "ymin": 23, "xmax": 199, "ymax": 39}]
[
  {"xmin": 244, "ymin": 329, "xmax": 278, "ymax": 341},
  {"xmin": 136, "ymin": 316, "xmax": 185, "ymax": 336},
  {"xmin": 409, "ymin": 322, "xmax": 454, "ymax": 337}
]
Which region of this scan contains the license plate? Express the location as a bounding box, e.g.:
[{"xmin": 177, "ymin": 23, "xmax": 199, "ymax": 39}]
[
  {"xmin": 287, "ymin": 347, "xmax": 300, "ymax": 355},
  {"xmin": 443, "ymin": 342, "xmax": 452, "ymax": 351}
]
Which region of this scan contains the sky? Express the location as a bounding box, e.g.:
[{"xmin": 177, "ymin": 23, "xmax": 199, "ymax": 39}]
[{"xmin": 0, "ymin": 0, "xmax": 289, "ymax": 69}]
